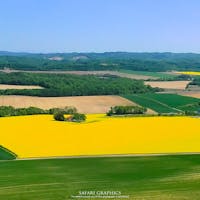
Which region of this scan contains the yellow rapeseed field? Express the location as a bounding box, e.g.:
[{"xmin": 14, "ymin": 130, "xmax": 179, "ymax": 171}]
[
  {"xmin": 1, "ymin": 114, "xmax": 200, "ymax": 158},
  {"xmin": 177, "ymin": 71, "xmax": 200, "ymax": 76}
]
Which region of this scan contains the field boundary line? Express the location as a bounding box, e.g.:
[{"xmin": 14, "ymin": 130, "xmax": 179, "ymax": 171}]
[{"xmin": 7, "ymin": 152, "xmax": 200, "ymax": 161}]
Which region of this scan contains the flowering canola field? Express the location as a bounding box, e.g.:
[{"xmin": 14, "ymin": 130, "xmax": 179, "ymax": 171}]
[
  {"xmin": 177, "ymin": 71, "xmax": 200, "ymax": 76},
  {"xmin": 1, "ymin": 114, "xmax": 200, "ymax": 158}
]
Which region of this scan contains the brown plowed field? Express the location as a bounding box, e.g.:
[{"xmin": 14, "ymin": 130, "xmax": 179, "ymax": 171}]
[
  {"xmin": 177, "ymin": 91, "xmax": 200, "ymax": 98},
  {"xmin": 0, "ymin": 95, "xmax": 135, "ymax": 114},
  {"xmin": 0, "ymin": 95, "xmax": 156, "ymax": 114},
  {"xmin": 145, "ymin": 81, "xmax": 190, "ymax": 90}
]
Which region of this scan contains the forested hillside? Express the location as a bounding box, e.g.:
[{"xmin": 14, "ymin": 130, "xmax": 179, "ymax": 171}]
[{"xmin": 1, "ymin": 52, "xmax": 200, "ymax": 71}]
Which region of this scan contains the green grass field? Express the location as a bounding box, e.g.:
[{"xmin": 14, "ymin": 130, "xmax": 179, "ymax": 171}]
[
  {"xmin": 123, "ymin": 93, "xmax": 200, "ymax": 113},
  {"xmin": 1, "ymin": 155, "xmax": 200, "ymax": 199},
  {"xmin": 0, "ymin": 146, "xmax": 17, "ymax": 160},
  {"xmin": 119, "ymin": 70, "xmax": 177, "ymax": 80}
]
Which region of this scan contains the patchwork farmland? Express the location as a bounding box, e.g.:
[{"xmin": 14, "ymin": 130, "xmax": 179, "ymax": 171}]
[
  {"xmin": 1, "ymin": 59, "xmax": 200, "ymax": 200},
  {"xmin": 1, "ymin": 1, "xmax": 200, "ymax": 198}
]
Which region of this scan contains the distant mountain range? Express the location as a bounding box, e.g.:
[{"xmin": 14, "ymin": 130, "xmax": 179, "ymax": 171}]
[
  {"xmin": 0, "ymin": 51, "xmax": 33, "ymax": 56},
  {"xmin": 0, "ymin": 51, "xmax": 200, "ymax": 61}
]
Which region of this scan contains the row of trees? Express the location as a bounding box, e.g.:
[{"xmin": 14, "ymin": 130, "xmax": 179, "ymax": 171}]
[
  {"xmin": 0, "ymin": 105, "xmax": 86, "ymax": 122},
  {"xmin": 107, "ymin": 106, "xmax": 147, "ymax": 116},
  {"xmin": 0, "ymin": 106, "xmax": 77, "ymax": 117},
  {"xmin": 107, "ymin": 105, "xmax": 200, "ymax": 116}
]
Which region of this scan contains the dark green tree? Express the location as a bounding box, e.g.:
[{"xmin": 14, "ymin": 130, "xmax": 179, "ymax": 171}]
[{"xmin": 53, "ymin": 111, "xmax": 65, "ymax": 121}]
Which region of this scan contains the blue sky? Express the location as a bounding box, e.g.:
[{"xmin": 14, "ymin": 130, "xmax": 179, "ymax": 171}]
[{"xmin": 1, "ymin": 0, "xmax": 200, "ymax": 53}]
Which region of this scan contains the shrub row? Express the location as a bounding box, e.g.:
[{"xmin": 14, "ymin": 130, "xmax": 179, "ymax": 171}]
[
  {"xmin": 0, "ymin": 106, "xmax": 77, "ymax": 117},
  {"xmin": 107, "ymin": 105, "xmax": 147, "ymax": 116},
  {"xmin": 53, "ymin": 112, "xmax": 86, "ymax": 122}
]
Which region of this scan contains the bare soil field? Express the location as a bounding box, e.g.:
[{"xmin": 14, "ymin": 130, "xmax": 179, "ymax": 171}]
[
  {"xmin": 0, "ymin": 95, "xmax": 135, "ymax": 113},
  {"xmin": 0, "ymin": 84, "xmax": 43, "ymax": 90},
  {"xmin": 177, "ymin": 91, "xmax": 200, "ymax": 99},
  {"xmin": 0, "ymin": 69, "xmax": 158, "ymax": 80},
  {"xmin": 145, "ymin": 81, "xmax": 190, "ymax": 90},
  {"xmin": 0, "ymin": 95, "xmax": 156, "ymax": 114}
]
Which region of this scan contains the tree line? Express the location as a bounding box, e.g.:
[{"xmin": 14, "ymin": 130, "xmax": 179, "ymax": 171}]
[
  {"xmin": 0, "ymin": 106, "xmax": 77, "ymax": 117},
  {"xmin": 0, "ymin": 72, "xmax": 158, "ymax": 97},
  {"xmin": 107, "ymin": 106, "xmax": 147, "ymax": 116},
  {"xmin": 0, "ymin": 105, "xmax": 86, "ymax": 122}
]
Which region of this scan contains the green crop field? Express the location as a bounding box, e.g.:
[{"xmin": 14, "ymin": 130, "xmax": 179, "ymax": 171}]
[
  {"xmin": 0, "ymin": 146, "xmax": 17, "ymax": 160},
  {"xmin": 1, "ymin": 155, "xmax": 200, "ymax": 199},
  {"xmin": 123, "ymin": 93, "xmax": 200, "ymax": 113},
  {"xmin": 119, "ymin": 70, "xmax": 177, "ymax": 79}
]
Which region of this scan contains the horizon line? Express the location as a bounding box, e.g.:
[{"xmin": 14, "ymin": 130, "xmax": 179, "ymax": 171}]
[{"xmin": 1, "ymin": 50, "xmax": 200, "ymax": 54}]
